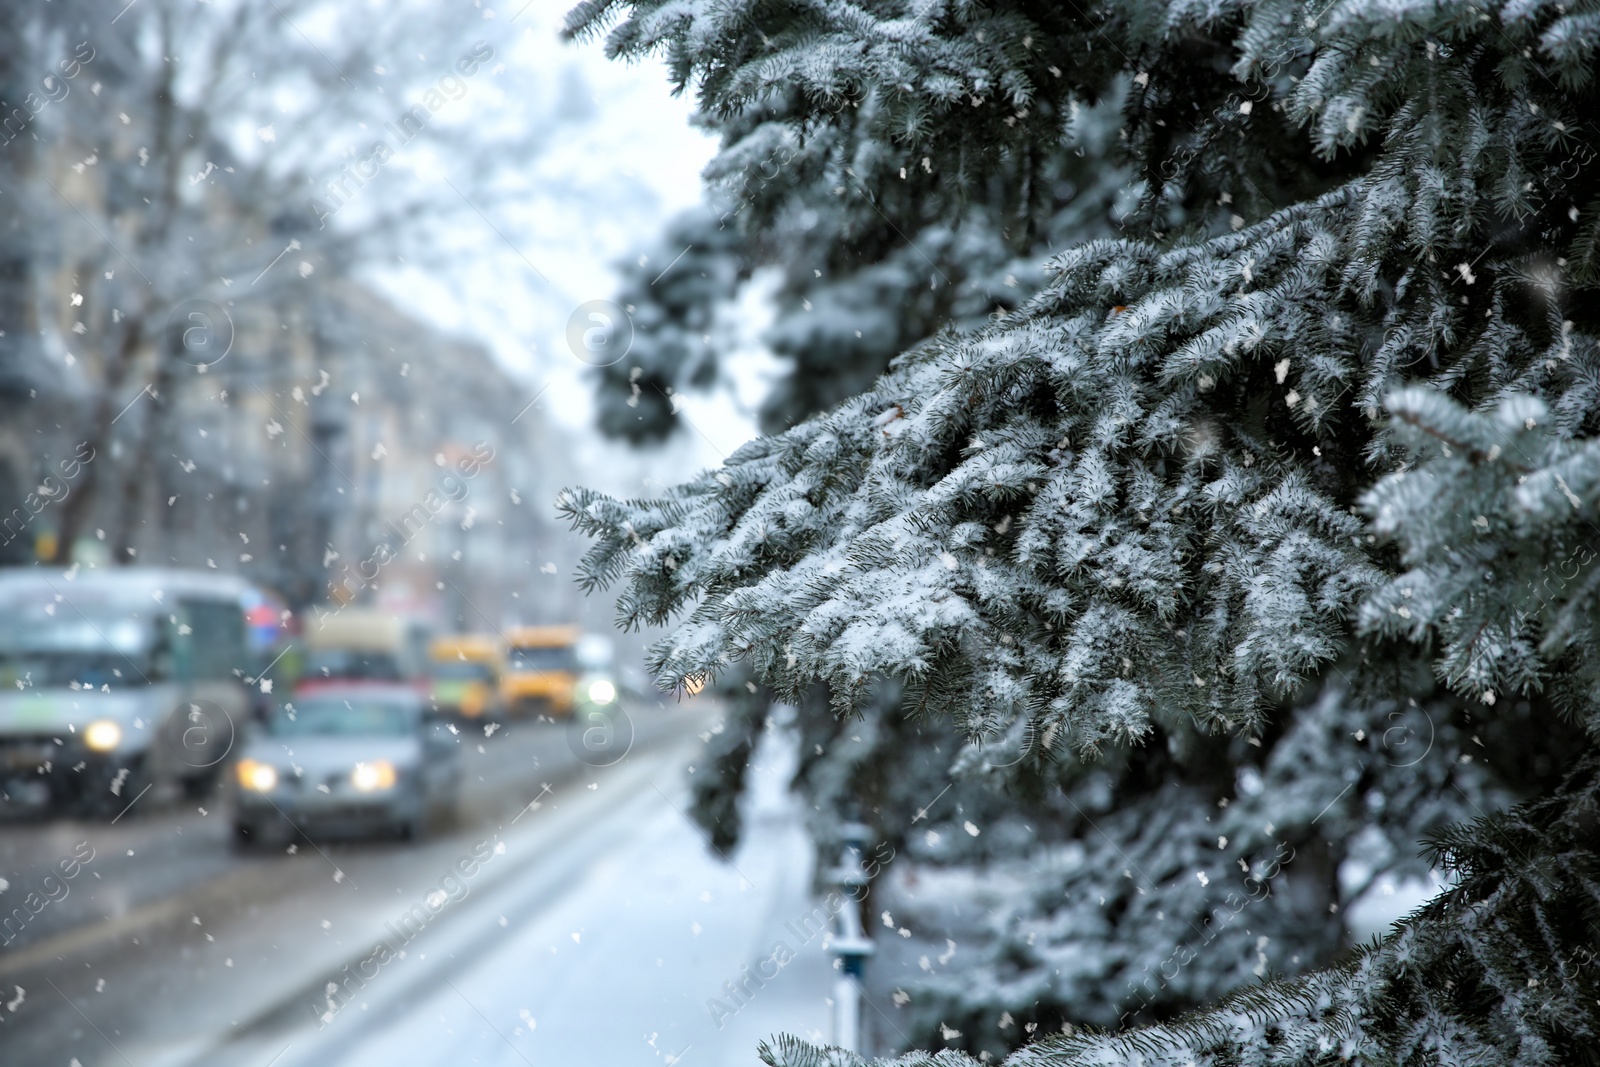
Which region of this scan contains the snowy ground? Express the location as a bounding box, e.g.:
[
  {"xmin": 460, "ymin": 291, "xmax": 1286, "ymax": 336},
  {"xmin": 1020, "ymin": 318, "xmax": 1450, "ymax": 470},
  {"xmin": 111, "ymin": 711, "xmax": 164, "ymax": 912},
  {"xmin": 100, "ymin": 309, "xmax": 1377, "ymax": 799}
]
[
  {"xmin": 0, "ymin": 711, "xmax": 832, "ymax": 1067},
  {"xmin": 269, "ymin": 727, "xmax": 833, "ymax": 1067}
]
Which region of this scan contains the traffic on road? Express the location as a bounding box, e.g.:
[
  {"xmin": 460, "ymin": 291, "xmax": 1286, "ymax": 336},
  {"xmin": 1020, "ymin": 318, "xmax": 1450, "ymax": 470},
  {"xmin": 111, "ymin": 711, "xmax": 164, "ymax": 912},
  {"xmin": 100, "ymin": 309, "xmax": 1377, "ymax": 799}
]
[
  {"xmin": 0, "ymin": 3, "xmax": 865, "ymax": 1062},
  {"xmin": 0, "ymin": 566, "xmax": 835, "ymax": 1065}
]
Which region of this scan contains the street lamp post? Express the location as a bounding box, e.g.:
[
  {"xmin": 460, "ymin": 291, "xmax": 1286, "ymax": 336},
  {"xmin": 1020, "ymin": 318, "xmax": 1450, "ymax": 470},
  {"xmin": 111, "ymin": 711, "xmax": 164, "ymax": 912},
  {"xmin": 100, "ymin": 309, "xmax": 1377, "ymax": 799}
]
[{"xmin": 828, "ymin": 820, "xmax": 877, "ymax": 1053}]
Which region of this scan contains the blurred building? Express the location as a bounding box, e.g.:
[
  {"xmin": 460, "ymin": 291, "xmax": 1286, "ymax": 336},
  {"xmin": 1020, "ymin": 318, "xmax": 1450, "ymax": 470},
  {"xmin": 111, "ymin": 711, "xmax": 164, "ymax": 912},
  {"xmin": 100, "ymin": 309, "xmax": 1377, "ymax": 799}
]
[
  {"xmin": 0, "ymin": 7, "xmax": 574, "ymax": 633},
  {"xmin": 3, "ymin": 228, "xmax": 559, "ymax": 627}
]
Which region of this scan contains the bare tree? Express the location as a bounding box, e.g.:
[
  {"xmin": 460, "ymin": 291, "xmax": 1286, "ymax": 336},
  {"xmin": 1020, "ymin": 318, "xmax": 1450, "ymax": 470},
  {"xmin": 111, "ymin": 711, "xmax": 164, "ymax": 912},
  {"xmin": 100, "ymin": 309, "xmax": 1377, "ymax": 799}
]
[{"xmin": 20, "ymin": 0, "xmax": 561, "ymax": 565}]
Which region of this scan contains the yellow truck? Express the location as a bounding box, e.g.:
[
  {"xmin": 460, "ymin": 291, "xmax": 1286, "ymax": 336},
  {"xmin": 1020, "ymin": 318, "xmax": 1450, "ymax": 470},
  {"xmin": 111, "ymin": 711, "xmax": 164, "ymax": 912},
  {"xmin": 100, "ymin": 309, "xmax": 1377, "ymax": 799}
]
[
  {"xmin": 427, "ymin": 635, "xmax": 502, "ymax": 720},
  {"xmin": 501, "ymin": 625, "xmax": 581, "ymax": 717}
]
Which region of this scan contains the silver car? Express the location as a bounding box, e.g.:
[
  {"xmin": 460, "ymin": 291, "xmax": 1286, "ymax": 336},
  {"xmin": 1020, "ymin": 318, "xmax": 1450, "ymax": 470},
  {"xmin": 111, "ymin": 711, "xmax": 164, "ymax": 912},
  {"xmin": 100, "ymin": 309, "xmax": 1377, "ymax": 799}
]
[{"xmin": 230, "ymin": 684, "xmax": 460, "ymax": 845}]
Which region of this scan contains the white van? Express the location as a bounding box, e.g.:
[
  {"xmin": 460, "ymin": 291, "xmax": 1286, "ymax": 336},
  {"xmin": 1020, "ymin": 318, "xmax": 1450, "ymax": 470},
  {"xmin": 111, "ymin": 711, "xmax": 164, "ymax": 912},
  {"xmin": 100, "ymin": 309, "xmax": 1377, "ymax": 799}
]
[{"xmin": 0, "ymin": 568, "xmax": 253, "ymax": 816}]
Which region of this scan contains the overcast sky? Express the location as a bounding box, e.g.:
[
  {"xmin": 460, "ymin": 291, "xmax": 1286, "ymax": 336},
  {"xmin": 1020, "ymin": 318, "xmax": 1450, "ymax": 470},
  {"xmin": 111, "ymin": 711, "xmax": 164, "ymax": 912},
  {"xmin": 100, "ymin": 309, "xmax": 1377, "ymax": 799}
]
[{"xmin": 357, "ymin": 5, "xmax": 769, "ymax": 493}]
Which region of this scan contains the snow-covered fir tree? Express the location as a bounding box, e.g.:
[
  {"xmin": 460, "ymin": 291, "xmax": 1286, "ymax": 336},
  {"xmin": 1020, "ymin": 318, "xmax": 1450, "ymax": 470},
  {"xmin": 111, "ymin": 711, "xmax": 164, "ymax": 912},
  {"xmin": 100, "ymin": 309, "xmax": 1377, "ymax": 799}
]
[
  {"xmin": 593, "ymin": 65, "xmax": 1128, "ymax": 444},
  {"xmin": 565, "ymin": 1, "xmax": 1600, "ymax": 1062}
]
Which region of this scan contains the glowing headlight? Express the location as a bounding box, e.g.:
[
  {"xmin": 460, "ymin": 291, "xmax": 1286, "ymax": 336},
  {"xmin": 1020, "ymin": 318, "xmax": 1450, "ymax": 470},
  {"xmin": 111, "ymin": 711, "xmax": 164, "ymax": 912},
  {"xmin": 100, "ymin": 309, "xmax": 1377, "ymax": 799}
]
[
  {"xmin": 236, "ymin": 759, "xmax": 279, "ymax": 792},
  {"xmin": 586, "ymin": 679, "xmax": 617, "ymax": 705},
  {"xmin": 84, "ymin": 719, "xmax": 122, "ymax": 752},
  {"xmin": 351, "ymin": 761, "xmax": 397, "ymax": 792}
]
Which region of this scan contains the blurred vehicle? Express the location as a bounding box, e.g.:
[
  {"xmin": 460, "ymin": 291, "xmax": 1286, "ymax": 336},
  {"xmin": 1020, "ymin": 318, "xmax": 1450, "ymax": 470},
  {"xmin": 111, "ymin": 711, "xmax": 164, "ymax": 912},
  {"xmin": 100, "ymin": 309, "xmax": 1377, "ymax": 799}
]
[
  {"xmin": 575, "ymin": 632, "xmax": 615, "ymax": 673},
  {"xmin": 230, "ymin": 683, "xmax": 460, "ymax": 845},
  {"xmin": 0, "ymin": 568, "xmax": 253, "ymax": 816},
  {"xmin": 570, "ymin": 633, "xmax": 623, "ymax": 717},
  {"xmin": 241, "ymin": 587, "xmax": 299, "ymax": 724},
  {"xmin": 571, "ymin": 671, "xmax": 622, "ymax": 719},
  {"xmin": 427, "ymin": 634, "xmax": 502, "ymax": 720},
  {"xmin": 241, "ymin": 586, "xmax": 292, "ymax": 657},
  {"xmin": 297, "ymin": 608, "xmax": 433, "ymax": 695},
  {"xmin": 501, "ymin": 625, "xmax": 581, "ymax": 717}
]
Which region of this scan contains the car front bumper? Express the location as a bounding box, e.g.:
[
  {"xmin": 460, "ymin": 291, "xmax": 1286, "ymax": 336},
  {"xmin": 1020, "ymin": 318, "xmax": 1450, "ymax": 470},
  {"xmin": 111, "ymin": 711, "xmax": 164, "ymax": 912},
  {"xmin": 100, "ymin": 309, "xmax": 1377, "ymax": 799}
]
[
  {"xmin": 431, "ymin": 683, "xmax": 493, "ymax": 718},
  {"xmin": 0, "ymin": 737, "xmax": 137, "ymax": 813},
  {"xmin": 234, "ymin": 788, "xmax": 418, "ymax": 837},
  {"xmin": 500, "ymin": 674, "xmax": 575, "ymax": 713}
]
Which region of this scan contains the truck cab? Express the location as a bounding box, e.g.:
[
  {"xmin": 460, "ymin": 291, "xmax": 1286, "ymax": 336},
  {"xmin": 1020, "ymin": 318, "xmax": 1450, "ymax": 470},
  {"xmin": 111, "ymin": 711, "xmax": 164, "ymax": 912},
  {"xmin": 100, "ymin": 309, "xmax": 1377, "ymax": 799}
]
[
  {"xmin": 297, "ymin": 608, "xmax": 433, "ymax": 696},
  {"xmin": 427, "ymin": 634, "xmax": 502, "ymax": 720},
  {"xmin": 0, "ymin": 568, "xmax": 253, "ymax": 816},
  {"xmin": 500, "ymin": 625, "xmax": 580, "ymax": 718}
]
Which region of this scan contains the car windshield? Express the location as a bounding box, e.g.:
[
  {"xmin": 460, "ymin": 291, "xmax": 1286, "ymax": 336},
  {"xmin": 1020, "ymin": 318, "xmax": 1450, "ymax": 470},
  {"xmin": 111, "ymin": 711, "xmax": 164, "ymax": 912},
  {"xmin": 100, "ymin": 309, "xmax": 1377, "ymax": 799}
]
[
  {"xmin": 0, "ymin": 598, "xmax": 155, "ymax": 688},
  {"xmin": 507, "ymin": 645, "xmax": 575, "ymax": 672},
  {"xmin": 269, "ymin": 698, "xmax": 415, "ymax": 737},
  {"xmin": 302, "ymin": 649, "xmax": 403, "ymax": 682},
  {"xmin": 431, "ymin": 660, "xmax": 494, "ymax": 681}
]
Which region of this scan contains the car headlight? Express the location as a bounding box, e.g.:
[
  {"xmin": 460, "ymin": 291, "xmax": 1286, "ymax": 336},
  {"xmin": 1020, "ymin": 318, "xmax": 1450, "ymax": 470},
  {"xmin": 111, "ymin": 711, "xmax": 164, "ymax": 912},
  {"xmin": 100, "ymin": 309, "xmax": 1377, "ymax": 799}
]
[
  {"xmin": 83, "ymin": 719, "xmax": 122, "ymax": 752},
  {"xmin": 236, "ymin": 759, "xmax": 279, "ymax": 792},
  {"xmin": 351, "ymin": 761, "xmax": 397, "ymax": 792},
  {"xmin": 586, "ymin": 679, "xmax": 617, "ymax": 705}
]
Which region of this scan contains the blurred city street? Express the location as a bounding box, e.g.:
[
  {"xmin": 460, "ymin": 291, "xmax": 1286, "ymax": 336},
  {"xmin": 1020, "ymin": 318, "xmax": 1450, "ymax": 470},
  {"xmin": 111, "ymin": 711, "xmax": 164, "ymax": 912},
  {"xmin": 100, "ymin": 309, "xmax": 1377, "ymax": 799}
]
[
  {"xmin": 0, "ymin": 3, "xmax": 839, "ymax": 1061},
  {"xmin": 0, "ymin": 710, "xmax": 832, "ymax": 1066}
]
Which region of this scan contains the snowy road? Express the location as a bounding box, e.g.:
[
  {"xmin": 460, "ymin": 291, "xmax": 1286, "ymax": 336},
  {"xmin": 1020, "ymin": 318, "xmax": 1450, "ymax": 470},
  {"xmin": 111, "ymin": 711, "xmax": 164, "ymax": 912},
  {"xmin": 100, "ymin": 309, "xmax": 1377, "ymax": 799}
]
[{"xmin": 0, "ymin": 708, "xmax": 833, "ymax": 1066}]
